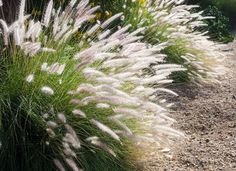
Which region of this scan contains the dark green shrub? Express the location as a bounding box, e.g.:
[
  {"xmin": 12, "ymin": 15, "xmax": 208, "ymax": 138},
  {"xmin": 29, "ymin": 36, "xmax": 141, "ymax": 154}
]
[
  {"xmin": 188, "ymin": 0, "xmax": 236, "ymax": 29},
  {"xmin": 203, "ymin": 5, "xmax": 234, "ymax": 43}
]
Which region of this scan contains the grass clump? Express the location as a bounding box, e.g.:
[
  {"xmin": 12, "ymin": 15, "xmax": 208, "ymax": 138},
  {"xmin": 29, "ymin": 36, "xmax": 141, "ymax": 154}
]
[
  {"xmin": 92, "ymin": 0, "xmax": 229, "ymax": 83},
  {"xmin": 0, "ymin": 0, "xmax": 184, "ymax": 170}
]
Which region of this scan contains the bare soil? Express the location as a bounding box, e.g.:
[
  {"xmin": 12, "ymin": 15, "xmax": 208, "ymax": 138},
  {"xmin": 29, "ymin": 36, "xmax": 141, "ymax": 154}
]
[{"xmin": 139, "ymin": 42, "xmax": 236, "ymax": 171}]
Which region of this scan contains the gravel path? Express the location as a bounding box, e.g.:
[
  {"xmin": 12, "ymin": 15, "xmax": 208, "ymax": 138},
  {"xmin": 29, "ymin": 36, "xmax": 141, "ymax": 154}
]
[{"xmin": 139, "ymin": 42, "xmax": 236, "ymax": 171}]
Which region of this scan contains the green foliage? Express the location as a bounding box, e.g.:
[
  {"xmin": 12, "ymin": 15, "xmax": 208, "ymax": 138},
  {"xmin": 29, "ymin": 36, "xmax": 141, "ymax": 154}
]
[
  {"xmin": 188, "ymin": 1, "xmax": 235, "ymax": 43},
  {"xmin": 211, "ymin": 0, "xmax": 236, "ymax": 28},
  {"xmin": 189, "ymin": 0, "xmax": 236, "ymax": 16},
  {"xmin": 163, "ymin": 44, "xmax": 190, "ymax": 83},
  {"xmin": 203, "ymin": 5, "xmax": 234, "ymax": 43}
]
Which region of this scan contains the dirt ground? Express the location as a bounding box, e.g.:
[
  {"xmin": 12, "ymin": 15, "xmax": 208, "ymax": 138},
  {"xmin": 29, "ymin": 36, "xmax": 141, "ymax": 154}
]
[{"xmin": 139, "ymin": 42, "xmax": 236, "ymax": 171}]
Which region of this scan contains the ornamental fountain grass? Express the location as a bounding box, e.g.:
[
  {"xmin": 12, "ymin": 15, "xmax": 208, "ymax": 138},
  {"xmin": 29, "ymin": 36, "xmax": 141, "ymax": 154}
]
[{"xmin": 0, "ymin": 0, "xmax": 185, "ymax": 170}]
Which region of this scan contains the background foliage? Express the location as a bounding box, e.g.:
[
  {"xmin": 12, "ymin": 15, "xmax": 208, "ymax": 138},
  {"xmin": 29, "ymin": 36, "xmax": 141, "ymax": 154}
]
[
  {"xmin": 202, "ymin": 5, "xmax": 234, "ymax": 43},
  {"xmin": 187, "ymin": 0, "xmax": 235, "ymax": 43}
]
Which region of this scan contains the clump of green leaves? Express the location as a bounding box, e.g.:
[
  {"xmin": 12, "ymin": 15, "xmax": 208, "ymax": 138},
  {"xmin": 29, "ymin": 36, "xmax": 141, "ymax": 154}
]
[{"xmin": 202, "ymin": 5, "xmax": 234, "ymax": 43}]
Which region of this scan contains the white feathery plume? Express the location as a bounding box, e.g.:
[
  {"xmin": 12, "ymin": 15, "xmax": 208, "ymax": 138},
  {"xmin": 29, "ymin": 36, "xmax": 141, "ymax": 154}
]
[
  {"xmin": 64, "ymin": 124, "xmax": 81, "ymax": 149},
  {"xmin": 153, "ymin": 125, "xmax": 185, "ymax": 137},
  {"xmin": 62, "ymin": 142, "xmax": 77, "ymax": 157},
  {"xmin": 25, "ymin": 74, "xmax": 34, "ymax": 83},
  {"xmin": 41, "ymin": 86, "xmax": 54, "ymax": 95},
  {"xmin": 87, "ymin": 24, "xmax": 100, "ymax": 36},
  {"xmin": 86, "ymin": 137, "xmax": 117, "ymax": 157},
  {"xmin": 101, "ymin": 13, "xmax": 123, "ymax": 29},
  {"xmin": 63, "ymin": 133, "xmax": 80, "ymax": 149},
  {"xmin": 111, "ymin": 119, "xmax": 132, "ymax": 136},
  {"xmin": 13, "ymin": 27, "xmax": 21, "ymax": 45},
  {"xmin": 54, "ymin": 26, "xmax": 70, "ymax": 41},
  {"xmin": 41, "ymin": 63, "xmax": 48, "ymax": 71},
  {"xmin": 86, "ymin": 6, "xmax": 101, "ymax": 15},
  {"xmin": 41, "ymin": 63, "xmax": 66, "ymax": 75},
  {"xmin": 53, "ymin": 159, "xmax": 66, "ymax": 171},
  {"xmin": 21, "ymin": 42, "xmax": 42, "ymax": 56},
  {"xmin": 46, "ymin": 128, "xmax": 56, "ymax": 137},
  {"xmin": 100, "ymin": 39, "xmax": 121, "ymax": 51},
  {"xmin": 72, "ymin": 109, "xmax": 86, "ymax": 118},
  {"xmin": 58, "ymin": 113, "xmax": 67, "ymax": 123},
  {"xmin": 98, "ymin": 29, "xmax": 111, "ymax": 40},
  {"xmin": 30, "ymin": 21, "xmax": 42, "ymax": 41},
  {"xmin": 58, "ymin": 28, "xmax": 78, "ymax": 44},
  {"xmin": 47, "ymin": 121, "xmax": 58, "ymax": 128},
  {"xmin": 43, "ymin": 0, "xmax": 53, "ymax": 27},
  {"xmin": 25, "ymin": 20, "xmax": 36, "ymax": 38},
  {"xmin": 155, "ymin": 88, "xmax": 178, "ymax": 96},
  {"xmin": 142, "ymin": 102, "xmax": 167, "ymax": 113},
  {"xmin": 96, "ymin": 103, "xmax": 110, "ymax": 109},
  {"xmin": 18, "ymin": 0, "xmax": 26, "ymax": 22},
  {"xmin": 81, "ymin": 95, "xmax": 139, "ymax": 106},
  {"xmin": 76, "ymin": 0, "xmax": 89, "ymax": 9},
  {"xmin": 41, "ymin": 48, "xmax": 56, "ymax": 53},
  {"xmin": 64, "ymin": 158, "xmax": 81, "ymax": 171},
  {"xmin": 96, "ymin": 85, "xmax": 130, "ymax": 98},
  {"xmin": 83, "ymin": 68, "xmax": 105, "ymax": 77},
  {"xmin": 113, "ymin": 108, "xmax": 141, "ymax": 118},
  {"xmin": 110, "ymin": 24, "xmax": 131, "ymax": 39},
  {"xmin": 69, "ymin": 0, "xmax": 77, "ymax": 7},
  {"xmin": 75, "ymin": 15, "xmax": 96, "ymax": 28},
  {"xmin": 95, "ymin": 76, "xmax": 121, "ymax": 85},
  {"xmin": 0, "ymin": 19, "xmax": 9, "ymax": 45},
  {"xmin": 90, "ymin": 119, "xmax": 120, "ymax": 141},
  {"xmin": 75, "ymin": 83, "xmax": 97, "ymax": 93},
  {"xmin": 52, "ymin": 14, "xmax": 59, "ymax": 36}
]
